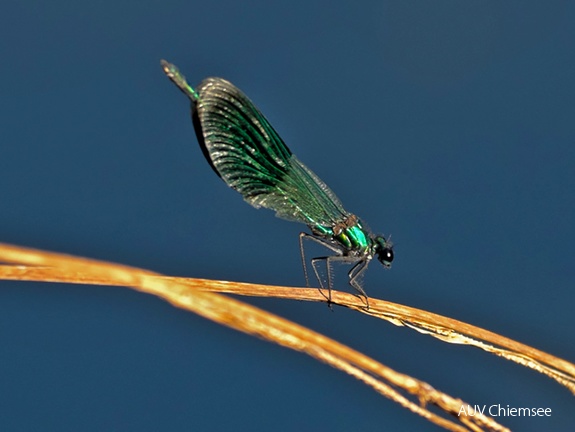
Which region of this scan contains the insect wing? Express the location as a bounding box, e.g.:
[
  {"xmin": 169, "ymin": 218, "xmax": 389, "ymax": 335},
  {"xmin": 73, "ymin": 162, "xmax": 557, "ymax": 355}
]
[{"xmin": 193, "ymin": 78, "xmax": 349, "ymax": 228}]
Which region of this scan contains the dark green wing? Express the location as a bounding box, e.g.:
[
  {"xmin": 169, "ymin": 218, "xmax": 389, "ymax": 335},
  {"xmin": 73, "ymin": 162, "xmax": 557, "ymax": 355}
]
[{"xmin": 192, "ymin": 77, "xmax": 349, "ymax": 228}]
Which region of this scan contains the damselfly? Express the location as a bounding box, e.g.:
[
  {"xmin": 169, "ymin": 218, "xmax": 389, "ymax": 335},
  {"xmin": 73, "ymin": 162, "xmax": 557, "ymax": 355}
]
[{"xmin": 161, "ymin": 60, "xmax": 393, "ymax": 304}]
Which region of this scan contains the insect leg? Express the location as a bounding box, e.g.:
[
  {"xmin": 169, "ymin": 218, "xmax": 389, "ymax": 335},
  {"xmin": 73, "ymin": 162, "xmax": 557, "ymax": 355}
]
[
  {"xmin": 310, "ymin": 256, "xmax": 332, "ymax": 304},
  {"xmin": 323, "ymin": 255, "xmax": 368, "ymax": 307},
  {"xmin": 311, "ymin": 255, "xmax": 359, "ymax": 306},
  {"xmin": 298, "ymin": 233, "xmax": 311, "ymax": 288},
  {"xmin": 300, "ymin": 233, "xmax": 343, "ymax": 305},
  {"xmin": 348, "ymin": 259, "xmax": 370, "ymax": 308},
  {"xmin": 314, "ymin": 255, "xmax": 370, "ymax": 308}
]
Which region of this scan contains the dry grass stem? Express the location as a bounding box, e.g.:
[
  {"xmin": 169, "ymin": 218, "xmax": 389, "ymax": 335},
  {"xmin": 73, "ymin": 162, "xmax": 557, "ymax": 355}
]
[{"xmin": 2, "ymin": 242, "xmax": 571, "ymax": 430}]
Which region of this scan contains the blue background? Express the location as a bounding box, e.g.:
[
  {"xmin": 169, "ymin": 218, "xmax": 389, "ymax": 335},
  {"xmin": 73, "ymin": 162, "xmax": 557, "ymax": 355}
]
[{"xmin": 1, "ymin": 1, "xmax": 574, "ymax": 430}]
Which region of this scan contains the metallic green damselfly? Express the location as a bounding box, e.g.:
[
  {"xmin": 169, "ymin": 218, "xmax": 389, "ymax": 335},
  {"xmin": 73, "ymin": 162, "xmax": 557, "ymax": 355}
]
[{"xmin": 161, "ymin": 60, "xmax": 393, "ymax": 304}]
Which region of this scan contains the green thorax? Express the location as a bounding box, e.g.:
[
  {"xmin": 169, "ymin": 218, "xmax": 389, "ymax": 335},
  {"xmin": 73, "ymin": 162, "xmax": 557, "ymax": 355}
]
[
  {"xmin": 335, "ymin": 223, "xmax": 371, "ymax": 251},
  {"xmin": 312, "ymin": 214, "xmax": 371, "ymax": 252}
]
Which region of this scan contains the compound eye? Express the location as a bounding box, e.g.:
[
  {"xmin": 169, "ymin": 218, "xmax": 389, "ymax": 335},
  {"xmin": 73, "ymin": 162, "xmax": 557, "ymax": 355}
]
[
  {"xmin": 383, "ymin": 248, "xmax": 394, "ymax": 263},
  {"xmin": 378, "ymin": 247, "xmax": 394, "ymax": 267}
]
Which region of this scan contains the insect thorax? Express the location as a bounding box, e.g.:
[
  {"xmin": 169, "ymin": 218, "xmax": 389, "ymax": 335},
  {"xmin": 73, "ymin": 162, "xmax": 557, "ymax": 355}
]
[{"xmin": 311, "ymin": 214, "xmax": 371, "ymax": 254}]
